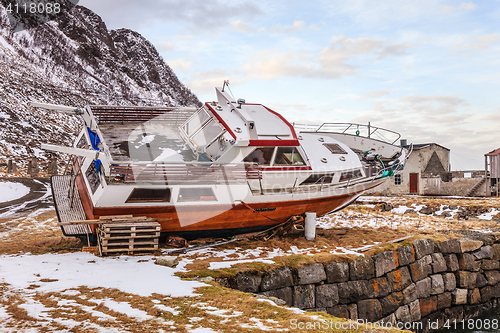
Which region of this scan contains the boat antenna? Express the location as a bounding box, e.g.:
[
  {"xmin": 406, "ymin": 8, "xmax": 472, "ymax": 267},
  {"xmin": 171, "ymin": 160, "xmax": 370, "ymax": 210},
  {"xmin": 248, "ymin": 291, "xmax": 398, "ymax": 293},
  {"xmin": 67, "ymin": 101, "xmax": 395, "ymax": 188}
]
[{"xmin": 222, "ymin": 80, "xmax": 237, "ymax": 101}]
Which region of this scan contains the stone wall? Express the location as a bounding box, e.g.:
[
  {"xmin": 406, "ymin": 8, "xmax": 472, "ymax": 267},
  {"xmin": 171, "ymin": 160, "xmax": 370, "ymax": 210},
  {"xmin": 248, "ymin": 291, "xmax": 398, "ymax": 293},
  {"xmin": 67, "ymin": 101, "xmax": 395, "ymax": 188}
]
[
  {"xmin": 421, "ymin": 176, "xmax": 486, "ymax": 197},
  {"xmin": 230, "ymin": 236, "xmax": 500, "ymax": 332}
]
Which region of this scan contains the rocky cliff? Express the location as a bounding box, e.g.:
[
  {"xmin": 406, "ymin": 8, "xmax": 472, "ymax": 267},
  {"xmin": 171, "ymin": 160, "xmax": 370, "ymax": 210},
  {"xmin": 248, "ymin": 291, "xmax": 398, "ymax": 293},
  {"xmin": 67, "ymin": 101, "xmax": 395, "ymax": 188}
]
[{"xmin": 0, "ymin": 1, "xmax": 200, "ymax": 172}]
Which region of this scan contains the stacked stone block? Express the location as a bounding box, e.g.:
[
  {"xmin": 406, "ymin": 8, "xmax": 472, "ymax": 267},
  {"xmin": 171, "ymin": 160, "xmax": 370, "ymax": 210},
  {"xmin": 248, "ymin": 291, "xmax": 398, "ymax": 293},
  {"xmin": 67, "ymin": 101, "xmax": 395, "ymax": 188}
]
[{"xmin": 231, "ymin": 236, "xmax": 500, "ymax": 330}]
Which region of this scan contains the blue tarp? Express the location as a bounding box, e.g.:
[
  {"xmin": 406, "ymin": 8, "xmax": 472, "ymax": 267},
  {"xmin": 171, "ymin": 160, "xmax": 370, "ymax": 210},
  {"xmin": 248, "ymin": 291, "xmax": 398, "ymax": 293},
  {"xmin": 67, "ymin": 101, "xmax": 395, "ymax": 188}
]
[
  {"xmin": 93, "ymin": 159, "xmax": 102, "ymax": 174},
  {"xmin": 87, "ymin": 127, "xmax": 102, "ymax": 174},
  {"xmin": 87, "ymin": 127, "xmax": 100, "ymax": 151}
]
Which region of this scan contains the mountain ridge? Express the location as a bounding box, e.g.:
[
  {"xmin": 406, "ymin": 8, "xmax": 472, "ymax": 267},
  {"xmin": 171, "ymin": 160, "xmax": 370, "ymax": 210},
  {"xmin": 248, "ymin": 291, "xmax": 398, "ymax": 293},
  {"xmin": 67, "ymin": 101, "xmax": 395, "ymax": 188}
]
[{"xmin": 0, "ymin": 2, "xmax": 201, "ymax": 174}]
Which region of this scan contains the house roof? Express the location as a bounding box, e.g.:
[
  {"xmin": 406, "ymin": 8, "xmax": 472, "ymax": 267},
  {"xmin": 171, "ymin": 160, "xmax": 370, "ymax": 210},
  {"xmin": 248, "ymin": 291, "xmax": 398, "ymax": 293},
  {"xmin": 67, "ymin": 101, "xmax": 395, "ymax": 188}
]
[
  {"xmin": 486, "ymin": 148, "xmax": 500, "ymax": 156},
  {"xmin": 403, "ymin": 143, "xmax": 450, "ymax": 151}
]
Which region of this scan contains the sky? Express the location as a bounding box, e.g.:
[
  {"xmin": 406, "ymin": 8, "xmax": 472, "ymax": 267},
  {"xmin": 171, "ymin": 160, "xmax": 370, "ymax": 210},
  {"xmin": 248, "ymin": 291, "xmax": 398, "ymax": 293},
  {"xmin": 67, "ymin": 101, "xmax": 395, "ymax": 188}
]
[{"xmin": 79, "ymin": 0, "xmax": 500, "ymax": 171}]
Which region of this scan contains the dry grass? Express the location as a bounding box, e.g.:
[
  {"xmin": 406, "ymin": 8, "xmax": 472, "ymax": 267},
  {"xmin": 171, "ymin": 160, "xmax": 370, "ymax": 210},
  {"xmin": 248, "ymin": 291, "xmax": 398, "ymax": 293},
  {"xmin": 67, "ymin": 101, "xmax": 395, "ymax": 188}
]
[
  {"xmin": 0, "ymin": 282, "xmax": 410, "ymax": 332},
  {"xmin": 0, "ymin": 211, "xmax": 82, "ymax": 255},
  {"xmin": 3, "ymin": 195, "xmax": 499, "ymax": 332}
]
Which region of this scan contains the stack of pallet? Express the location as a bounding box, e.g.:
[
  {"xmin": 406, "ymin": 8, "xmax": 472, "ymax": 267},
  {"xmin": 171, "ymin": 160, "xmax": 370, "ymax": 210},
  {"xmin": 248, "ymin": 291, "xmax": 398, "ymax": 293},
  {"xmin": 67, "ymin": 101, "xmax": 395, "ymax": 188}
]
[{"xmin": 97, "ymin": 215, "xmax": 161, "ymax": 256}]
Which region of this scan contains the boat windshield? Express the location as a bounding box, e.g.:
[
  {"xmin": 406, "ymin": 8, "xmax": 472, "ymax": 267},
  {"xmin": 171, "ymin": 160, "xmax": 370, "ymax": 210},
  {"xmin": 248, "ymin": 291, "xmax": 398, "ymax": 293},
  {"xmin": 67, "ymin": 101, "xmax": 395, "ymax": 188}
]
[{"xmin": 180, "ymin": 108, "xmax": 226, "ymax": 156}]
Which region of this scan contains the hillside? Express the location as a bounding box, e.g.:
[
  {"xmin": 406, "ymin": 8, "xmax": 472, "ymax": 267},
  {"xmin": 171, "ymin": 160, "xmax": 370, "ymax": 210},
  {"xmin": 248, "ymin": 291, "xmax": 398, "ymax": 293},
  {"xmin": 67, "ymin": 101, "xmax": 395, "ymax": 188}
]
[{"xmin": 0, "ymin": 2, "xmax": 200, "ymax": 174}]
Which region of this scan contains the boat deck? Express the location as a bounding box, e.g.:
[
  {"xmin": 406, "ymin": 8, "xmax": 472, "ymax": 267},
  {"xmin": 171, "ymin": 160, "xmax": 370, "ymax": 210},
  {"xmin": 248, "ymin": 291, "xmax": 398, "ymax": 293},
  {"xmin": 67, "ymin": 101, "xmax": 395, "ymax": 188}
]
[
  {"xmin": 99, "ymin": 122, "xmax": 196, "ymax": 163},
  {"xmin": 91, "ymin": 105, "xmax": 197, "ymax": 163}
]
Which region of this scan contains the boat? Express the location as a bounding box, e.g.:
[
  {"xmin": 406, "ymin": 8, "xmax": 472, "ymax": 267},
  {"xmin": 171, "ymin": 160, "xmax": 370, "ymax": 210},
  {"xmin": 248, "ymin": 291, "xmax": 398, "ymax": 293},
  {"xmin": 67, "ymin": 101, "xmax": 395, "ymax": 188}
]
[{"xmin": 34, "ymin": 82, "xmax": 410, "ymax": 240}]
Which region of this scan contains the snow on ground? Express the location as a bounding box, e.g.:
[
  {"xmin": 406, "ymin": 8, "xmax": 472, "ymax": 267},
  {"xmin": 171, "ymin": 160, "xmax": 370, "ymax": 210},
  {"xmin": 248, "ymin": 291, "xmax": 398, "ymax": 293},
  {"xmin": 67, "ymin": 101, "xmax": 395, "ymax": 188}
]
[
  {"xmin": 0, "ymin": 181, "xmax": 30, "ymax": 203},
  {"xmin": 89, "ymin": 299, "xmax": 154, "ymax": 320},
  {"xmin": 478, "ymin": 208, "xmax": 500, "ymax": 220},
  {"xmin": 1, "ymin": 194, "xmax": 499, "ymax": 331},
  {"xmin": 0, "ymin": 252, "xmax": 204, "ymax": 297}
]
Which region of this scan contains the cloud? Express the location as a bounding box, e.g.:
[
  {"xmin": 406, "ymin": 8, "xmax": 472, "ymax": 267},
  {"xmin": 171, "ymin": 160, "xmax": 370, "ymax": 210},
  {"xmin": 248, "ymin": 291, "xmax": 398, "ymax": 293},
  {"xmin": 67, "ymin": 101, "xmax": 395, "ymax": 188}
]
[
  {"xmin": 452, "ymin": 34, "xmax": 500, "ymax": 52},
  {"xmin": 441, "ymin": 1, "xmax": 477, "ymax": 13},
  {"xmin": 167, "ymin": 59, "xmax": 191, "ymax": 71},
  {"xmin": 186, "ymin": 69, "xmax": 237, "ymax": 95},
  {"xmin": 242, "ymin": 50, "xmax": 315, "ymax": 80},
  {"xmin": 267, "ymin": 20, "xmax": 305, "ymax": 34},
  {"xmin": 482, "ymin": 111, "xmax": 500, "ymax": 121},
  {"xmin": 459, "ymin": 2, "xmax": 477, "ymax": 10},
  {"xmin": 241, "ymin": 35, "xmax": 411, "ymax": 80},
  {"xmin": 318, "ymin": 35, "xmax": 409, "ymax": 76},
  {"xmin": 230, "ymin": 20, "xmax": 254, "ymax": 33},
  {"xmin": 478, "ymin": 34, "xmax": 500, "ymax": 43},
  {"xmin": 400, "ymin": 95, "xmax": 467, "ymax": 107},
  {"xmin": 310, "ymin": 24, "xmax": 320, "ymax": 31},
  {"xmin": 80, "ymin": 0, "xmax": 263, "ymax": 32},
  {"xmin": 157, "ymin": 42, "xmax": 174, "ymax": 52},
  {"xmin": 323, "ymin": 0, "xmax": 448, "ymax": 28},
  {"xmin": 363, "ymin": 90, "xmax": 390, "ymax": 99},
  {"xmin": 350, "ymin": 95, "xmax": 487, "ymax": 159}
]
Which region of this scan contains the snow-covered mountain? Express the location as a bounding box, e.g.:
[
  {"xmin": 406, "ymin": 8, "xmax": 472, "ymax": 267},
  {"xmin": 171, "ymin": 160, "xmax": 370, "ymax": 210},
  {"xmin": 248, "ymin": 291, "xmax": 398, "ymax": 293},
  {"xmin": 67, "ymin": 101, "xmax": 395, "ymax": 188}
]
[{"xmin": 0, "ymin": 2, "xmax": 200, "ymax": 174}]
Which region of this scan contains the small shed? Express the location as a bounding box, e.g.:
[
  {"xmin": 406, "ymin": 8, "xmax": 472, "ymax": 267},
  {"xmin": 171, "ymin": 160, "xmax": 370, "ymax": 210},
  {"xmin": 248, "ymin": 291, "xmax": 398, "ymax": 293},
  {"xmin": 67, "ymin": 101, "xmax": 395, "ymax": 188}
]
[
  {"xmin": 369, "ymin": 142, "xmax": 450, "ymax": 195},
  {"xmin": 485, "ymin": 148, "xmax": 500, "ymax": 196}
]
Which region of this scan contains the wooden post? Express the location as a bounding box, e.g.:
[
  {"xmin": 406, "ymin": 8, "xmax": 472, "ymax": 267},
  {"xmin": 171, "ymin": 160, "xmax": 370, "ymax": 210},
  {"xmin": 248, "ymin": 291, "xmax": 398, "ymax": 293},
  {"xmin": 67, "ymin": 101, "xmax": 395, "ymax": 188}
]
[
  {"xmin": 485, "ymin": 155, "xmax": 489, "ymax": 197},
  {"xmin": 28, "ymin": 157, "xmax": 39, "ymax": 177},
  {"xmin": 48, "ymin": 158, "xmax": 58, "ymax": 175},
  {"xmin": 7, "ymin": 159, "xmax": 16, "ymax": 173}
]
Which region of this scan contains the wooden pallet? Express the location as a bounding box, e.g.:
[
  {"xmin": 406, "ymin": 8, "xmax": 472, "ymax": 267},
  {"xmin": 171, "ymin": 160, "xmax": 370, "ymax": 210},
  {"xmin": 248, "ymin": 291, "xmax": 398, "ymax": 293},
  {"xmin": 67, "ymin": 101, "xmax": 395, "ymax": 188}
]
[{"xmin": 97, "ymin": 217, "xmax": 160, "ymax": 255}]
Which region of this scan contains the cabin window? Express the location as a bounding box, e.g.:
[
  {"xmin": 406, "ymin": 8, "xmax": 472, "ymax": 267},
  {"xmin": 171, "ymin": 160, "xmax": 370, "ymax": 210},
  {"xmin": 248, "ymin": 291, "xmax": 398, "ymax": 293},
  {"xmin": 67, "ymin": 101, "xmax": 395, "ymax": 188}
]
[
  {"xmin": 300, "ymin": 173, "xmax": 335, "ymax": 185},
  {"xmin": 85, "ymin": 161, "xmax": 101, "ymax": 194},
  {"xmin": 274, "ymin": 147, "xmax": 305, "ymax": 165},
  {"xmin": 126, "ymin": 188, "xmax": 171, "ymax": 203},
  {"xmin": 324, "ymin": 143, "xmax": 347, "ymax": 154},
  {"xmin": 340, "ymin": 169, "xmax": 362, "ymax": 182},
  {"xmin": 394, "ymin": 174, "xmax": 402, "ymax": 185},
  {"xmin": 244, "ymin": 148, "xmax": 275, "ymax": 165},
  {"xmin": 178, "ymin": 187, "xmax": 217, "ymax": 202}
]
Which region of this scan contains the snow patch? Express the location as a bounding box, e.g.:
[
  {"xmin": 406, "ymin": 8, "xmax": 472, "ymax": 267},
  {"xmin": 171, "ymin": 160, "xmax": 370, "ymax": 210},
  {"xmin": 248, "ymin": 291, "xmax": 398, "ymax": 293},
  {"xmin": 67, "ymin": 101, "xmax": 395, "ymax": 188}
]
[
  {"xmin": 0, "ymin": 181, "xmax": 30, "ymax": 203},
  {"xmin": 91, "ymin": 298, "xmax": 153, "ymax": 320},
  {"xmin": 0, "ymin": 252, "xmax": 205, "ymax": 297}
]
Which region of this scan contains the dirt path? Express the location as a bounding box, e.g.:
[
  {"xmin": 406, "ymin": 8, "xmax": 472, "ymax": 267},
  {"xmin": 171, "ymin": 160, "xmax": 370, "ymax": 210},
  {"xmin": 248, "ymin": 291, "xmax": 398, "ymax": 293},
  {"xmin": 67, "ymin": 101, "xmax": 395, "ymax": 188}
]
[{"xmin": 0, "ymin": 178, "xmax": 53, "ymax": 218}]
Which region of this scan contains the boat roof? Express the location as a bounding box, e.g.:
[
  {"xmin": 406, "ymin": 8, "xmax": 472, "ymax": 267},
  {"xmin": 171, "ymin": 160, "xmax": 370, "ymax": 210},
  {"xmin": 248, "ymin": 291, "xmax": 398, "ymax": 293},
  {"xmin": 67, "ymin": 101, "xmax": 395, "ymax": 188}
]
[{"xmin": 205, "ymin": 88, "xmax": 299, "ymax": 147}]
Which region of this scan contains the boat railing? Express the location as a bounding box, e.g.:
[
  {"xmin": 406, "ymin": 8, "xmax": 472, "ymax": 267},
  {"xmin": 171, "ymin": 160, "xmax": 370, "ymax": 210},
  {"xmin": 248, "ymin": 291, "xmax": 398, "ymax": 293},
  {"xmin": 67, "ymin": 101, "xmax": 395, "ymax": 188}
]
[
  {"xmin": 107, "ymin": 162, "xmax": 262, "ymax": 185},
  {"xmin": 293, "ymin": 122, "xmax": 401, "ymax": 145},
  {"xmin": 91, "ymin": 105, "xmax": 198, "ymax": 125}
]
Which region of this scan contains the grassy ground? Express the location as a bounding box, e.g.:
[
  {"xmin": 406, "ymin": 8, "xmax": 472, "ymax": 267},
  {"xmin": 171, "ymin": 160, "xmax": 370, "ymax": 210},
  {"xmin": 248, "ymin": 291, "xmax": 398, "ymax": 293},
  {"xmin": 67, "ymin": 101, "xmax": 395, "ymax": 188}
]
[{"xmin": 4, "ymin": 195, "xmax": 500, "ymax": 332}]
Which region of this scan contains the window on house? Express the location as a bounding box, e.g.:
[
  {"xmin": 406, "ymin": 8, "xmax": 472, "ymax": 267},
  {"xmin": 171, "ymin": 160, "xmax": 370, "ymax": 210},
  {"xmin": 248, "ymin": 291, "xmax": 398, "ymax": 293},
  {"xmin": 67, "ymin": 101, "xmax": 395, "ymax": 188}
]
[{"xmin": 394, "ymin": 174, "xmax": 402, "ymax": 185}]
